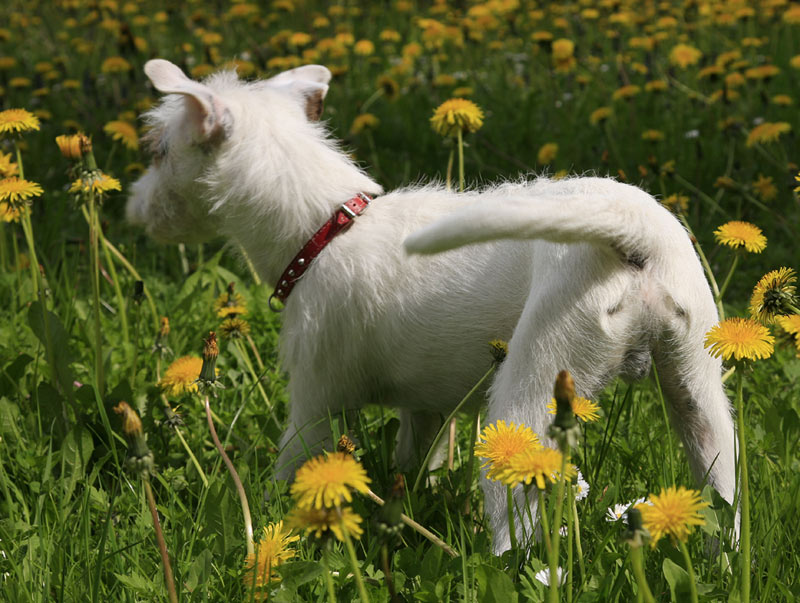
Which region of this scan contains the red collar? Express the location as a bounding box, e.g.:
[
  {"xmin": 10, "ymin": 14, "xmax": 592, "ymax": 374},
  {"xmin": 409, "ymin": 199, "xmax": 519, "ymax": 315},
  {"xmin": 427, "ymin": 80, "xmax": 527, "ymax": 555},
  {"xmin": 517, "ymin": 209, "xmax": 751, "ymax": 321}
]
[{"xmin": 268, "ymin": 193, "xmax": 373, "ymax": 311}]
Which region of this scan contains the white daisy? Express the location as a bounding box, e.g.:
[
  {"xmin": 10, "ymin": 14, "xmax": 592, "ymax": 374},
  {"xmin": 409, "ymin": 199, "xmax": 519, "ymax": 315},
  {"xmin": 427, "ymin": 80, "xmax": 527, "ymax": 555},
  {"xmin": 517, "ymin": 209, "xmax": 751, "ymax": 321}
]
[{"xmin": 534, "ymin": 566, "xmax": 567, "ymax": 586}]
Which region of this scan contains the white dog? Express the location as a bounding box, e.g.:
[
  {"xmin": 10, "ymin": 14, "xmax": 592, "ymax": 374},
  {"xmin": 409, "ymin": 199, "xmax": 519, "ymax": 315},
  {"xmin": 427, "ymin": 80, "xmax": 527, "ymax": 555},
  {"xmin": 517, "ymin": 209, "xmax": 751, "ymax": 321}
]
[{"xmin": 128, "ymin": 60, "xmax": 736, "ymax": 552}]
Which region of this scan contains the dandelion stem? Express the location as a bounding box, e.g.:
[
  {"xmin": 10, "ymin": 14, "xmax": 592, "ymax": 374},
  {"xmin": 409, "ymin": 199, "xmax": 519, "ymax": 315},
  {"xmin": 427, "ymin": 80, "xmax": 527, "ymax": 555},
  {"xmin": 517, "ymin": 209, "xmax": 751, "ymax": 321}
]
[
  {"xmin": 82, "ymin": 204, "xmax": 160, "ymax": 331},
  {"xmin": 567, "ymin": 483, "xmax": 574, "ymax": 603},
  {"xmin": 365, "ymin": 488, "xmax": 457, "ymax": 557},
  {"xmin": 321, "ymin": 545, "xmax": 338, "ymax": 603},
  {"xmin": 239, "ymin": 245, "xmax": 262, "ymax": 286},
  {"xmin": 88, "ymin": 191, "xmax": 105, "ymax": 396},
  {"xmin": 340, "ymin": 515, "xmax": 370, "ymax": 603},
  {"xmin": 169, "ymin": 411, "xmax": 208, "ymax": 487},
  {"xmin": 734, "ymin": 370, "xmax": 750, "ymax": 603},
  {"xmin": 99, "ymin": 233, "xmax": 130, "ymax": 362},
  {"xmin": 412, "ymin": 364, "xmax": 495, "ymax": 493},
  {"xmin": 457, "ymin": 129, "xmax": 465, "ymax": 192},
  {"xmin": 572, "ymin": 495, "xmax": 586, "ymax": 585},
  {"xmin": 507, "ymin": 485, "xmax": 518, "ymax": 551},
  {"xmin": 205, "ymin": 395, "xmax": 254, "ymax": 556},
  {"xmin": 651, "ymin": 361, "xmax": 676, "ymax": 485},
  {"xmin": 234, "ymin": 339, "xmax": 274, "ymax": 417},
  {"xmin": 143, "ymin": 479, "xmax": 178, "ymax": 603},
  {"xmin": 447, "ymin": 417, "xmax": 456, "ymax": 470},
  {"xmin": 672, "ymin": 173, "xmax": 730, "ymax": 219},
  {"xmin": 629, "ymin": 546, "xmax": 656, "ymax": 603},
  {"xmin": 678, "ymin": 539, "xmax": 700, "ymax": 603},
  {"xmin": 246, "ymin": 334, "xmax": 265, "ymax": 371},
  {"xmin": 445, "ymin": 148, "xmax": 454, "ymax": 191},
  {"xmin": 537, "ymin": 489, "xmax": 552, "ymax": 555},
  {"xmin": 716, "ymin": 253, "xmax": 739, "ymax": 307},
  {"xmin": 548, "ymin": 452, "xmax": 569, "ymax": 603},
  {"xmin": 676, "ymin": 213, "xmax": 724, "ymax": 319}
]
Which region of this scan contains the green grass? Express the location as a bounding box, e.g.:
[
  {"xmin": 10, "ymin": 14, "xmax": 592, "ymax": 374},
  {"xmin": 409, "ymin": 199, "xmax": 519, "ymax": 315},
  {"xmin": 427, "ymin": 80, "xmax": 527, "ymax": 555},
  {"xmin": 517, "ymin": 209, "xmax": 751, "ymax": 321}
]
[{"xmin": 2, "ymin": 0, "xmax": 800, "ymax": 601}]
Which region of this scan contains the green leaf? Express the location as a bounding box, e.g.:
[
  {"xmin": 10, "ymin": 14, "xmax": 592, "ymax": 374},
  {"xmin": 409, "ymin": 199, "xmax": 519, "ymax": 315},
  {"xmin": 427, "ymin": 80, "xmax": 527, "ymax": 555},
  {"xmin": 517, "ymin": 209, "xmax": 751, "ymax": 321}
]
[
  {"xmin": 0, "ymin": 397, "xmax": 21, "ymax": 439},
  {"xmin": 61, "ymin": 425, "xmax": 94, "ymax": 500},
  {"xmin": 474, "ymin": 563, "xmax": 518, "ymax": 603},
  {"xmin": 27, "ymin": 301, "xmax": 75, "ymax": 400},
  {"xmin": 662, "ymin": 558, "xmax": 690, "ymax": 602},
  {"xmin": 0, "ymin": 353, "xmax": 32, "ymax": 396},
  {"xmin": 113, "ymin": 572, "xmax": 154, "ymax": 592},
  {"xmin": 185, "ymin": 548, "xmax": 214, "ymax": 592}
]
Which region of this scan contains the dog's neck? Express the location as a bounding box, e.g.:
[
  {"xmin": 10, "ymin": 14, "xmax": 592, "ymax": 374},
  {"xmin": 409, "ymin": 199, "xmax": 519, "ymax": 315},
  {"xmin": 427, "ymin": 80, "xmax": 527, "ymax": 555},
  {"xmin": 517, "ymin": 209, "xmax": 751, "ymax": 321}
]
[{"xmin": 210, "ymin": 114, "xmax": 382, "ymax": 286}]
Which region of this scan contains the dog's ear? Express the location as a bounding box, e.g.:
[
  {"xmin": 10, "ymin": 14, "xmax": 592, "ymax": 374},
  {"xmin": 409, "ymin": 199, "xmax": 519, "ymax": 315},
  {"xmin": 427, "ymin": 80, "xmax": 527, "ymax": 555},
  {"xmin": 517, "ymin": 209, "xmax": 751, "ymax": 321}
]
[
  {"xmin": 265, "ymin": 65, "xmax": 332, "ymax": 122},
  {"xmin": 144, "ymin": 59, "xmax": 232, "ymax": 142}
]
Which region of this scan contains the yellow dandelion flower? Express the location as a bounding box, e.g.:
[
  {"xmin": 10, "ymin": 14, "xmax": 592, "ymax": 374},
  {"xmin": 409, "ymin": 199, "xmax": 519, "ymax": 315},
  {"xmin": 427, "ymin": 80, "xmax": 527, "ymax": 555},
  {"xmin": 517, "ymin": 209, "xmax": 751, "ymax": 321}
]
[
  {"xmin": 350, "ymin": 113, "xmax": 379, "ymax": 135},
  {"xmin": 158, "ymin": 355, "xmax": 202, "ymax": 397},
  {"xmin": 290, "ymin": 452, "xmax": 371, "ymax": 510},
  {"xmin": 0, "ymin": 177, "xmax": 43, "ymax": 215},
  {"xmin": 771, "ymin": 94, "xmax": 793, "ymax": 106},
  {"xmin": 376, "ymin": 75, "xmax": 399, "ymax": 100},
  {"xmin": 704, "ymin": 317, "xmax": 775, "ymax": 362},
  {"xmin": 745, "ymin": 64, "xmax": 780, "ymax": 80},
  {"xmin": 69, "ymin": 172, "xmax": 122, "ymax": 196},
  {"xmin": 243, "ymin": 522, "xmax": 298, "ymax": 599},
  {"xmin": 0, "ymin": 151, "xmax": 18, "ymax": 177},
  {"xmin": 641, "ymin": 129, "xmax": 665, "ymax": 141},
  {"xmin": 612, "ymin": 85, "xmax": 641, "ymax": 101},
  {"xmin": 714, "ymin": 221, "xmax": 767, "ymax": 253},
  {"xmin": 749, "ymin": 268, "xmax": 798, "ymax": 324},
  {"xmin": 0, "ymin": 108, "xmax": 41, "ymax": 135},
  {"xmin": 661, "ymin": 193, "xmax": 689, "ymax": 213},
  {"xmin": 552, "ymin": 38, "xmax": 574, "ymax": 60},
  {"xmin": 101, "ymin": 56, "xmax": 132, "ymax": 73},
  {"xmin": 220, "ymin": 317, "xmax": 251, "ymax": 339},
  {"xmin": 669, "ymin": 44, "xmax": 702, "ymax": 69},
  {"xmin": 496, "ymin": 446, "xmax": 574, "ymax": 489},
  {"xmin": 104, "ymin": 120, "xmax": 139, "ymax": 151},
  {"xmin": 746, "ymin": 122, "xmax": 791, "ymax": 147},
  {"xmin": 636, "ymin": 486, "xmax": 708, "ymax": 547},
  {"xmin": 354, "ymin": 39, "xmax": 375, "ymax": 56},
  {"xmin": 214, "ymin": 289, "xmax": 247, "ymax": 318},
  {"xmin": 430, "ymin": 98, "xmax": 484, "ymax": 137},
  {"xmin": 645, "ymin": 80, "xmax": 668, "ymax": 92},
  {"xmin": 475, "ymin": 420, "xmax": 541, "ymax": 480},
  {"xmin": 590, "ymin": 107, "xmax": 612, "ymax": 125},
  {"xmin": 286, "ymin": 505, "xmax": 364, "ymax": 541},
  {"xmin": 751, "ymin": 174, "xmax": 777, "ymax": 202},
  {"xmin": 777, "ymin": 314, "xmax": 800, "ymax": 357},
  {"xmin": 546, "ymin": 396, "xmax": 600, "ymax": 422},
  {"xmin": 537, "ymin": 142, "xmax": 558, "ymax": 165}
]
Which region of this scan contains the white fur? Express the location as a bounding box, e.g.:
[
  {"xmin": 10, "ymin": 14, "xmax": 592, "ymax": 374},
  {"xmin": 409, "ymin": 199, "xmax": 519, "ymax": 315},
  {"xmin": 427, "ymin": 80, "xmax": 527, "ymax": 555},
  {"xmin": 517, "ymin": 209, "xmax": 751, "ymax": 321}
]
[{"xmin": 128, "ymin": 61, "xmax": 736, "ymax": 553}]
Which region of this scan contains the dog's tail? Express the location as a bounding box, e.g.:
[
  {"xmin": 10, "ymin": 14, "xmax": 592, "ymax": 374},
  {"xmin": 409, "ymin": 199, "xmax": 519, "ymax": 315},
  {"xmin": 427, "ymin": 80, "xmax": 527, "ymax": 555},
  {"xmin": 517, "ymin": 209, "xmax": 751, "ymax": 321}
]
[{"xmin": 404, "ymin": 177, "xmax": 682, "ymax": 262}]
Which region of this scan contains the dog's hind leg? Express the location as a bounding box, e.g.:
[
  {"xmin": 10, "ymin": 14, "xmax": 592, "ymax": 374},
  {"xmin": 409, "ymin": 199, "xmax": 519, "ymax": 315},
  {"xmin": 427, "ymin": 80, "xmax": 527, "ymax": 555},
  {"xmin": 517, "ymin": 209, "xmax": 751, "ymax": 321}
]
[{"xmin": 652, "ymin": 325, "xmax": 737, "ymax": 512}]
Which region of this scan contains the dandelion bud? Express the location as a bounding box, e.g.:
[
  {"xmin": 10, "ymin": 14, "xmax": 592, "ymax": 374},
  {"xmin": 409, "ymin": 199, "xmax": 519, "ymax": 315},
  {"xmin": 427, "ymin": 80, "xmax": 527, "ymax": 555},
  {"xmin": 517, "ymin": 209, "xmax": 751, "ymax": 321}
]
[
  {"xmin": 55, "ymin": 133, "xmax": 91, "ymax": 160},
  {"xmin": 488, "ymin": 339, "xmax": 508, "ymax": 364},
  {"xmin": 549, "ymin": 370, "xmax": 580, "ymax": 450},
  {"xmin": 159, "ymin": 316, "xmax": 170, "ymax": 338},
  {"xmin": 113, "ymin": 401, "xmax": 154, "ymax": 476},
  {"xmin": 199, "ymin": 331, "xmax": 219, "ymax": 380},
  {"xmin": 114, "ymin": 400, "xmax": 143, "ymax": 438}
]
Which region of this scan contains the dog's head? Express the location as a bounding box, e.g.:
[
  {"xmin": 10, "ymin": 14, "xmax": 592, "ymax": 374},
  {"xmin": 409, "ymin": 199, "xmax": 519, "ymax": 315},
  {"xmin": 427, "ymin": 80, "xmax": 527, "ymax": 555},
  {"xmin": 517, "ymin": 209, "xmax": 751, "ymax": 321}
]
[{"xmin": 127, "ymin": 59, "xmax": 332, "ymax": 243}]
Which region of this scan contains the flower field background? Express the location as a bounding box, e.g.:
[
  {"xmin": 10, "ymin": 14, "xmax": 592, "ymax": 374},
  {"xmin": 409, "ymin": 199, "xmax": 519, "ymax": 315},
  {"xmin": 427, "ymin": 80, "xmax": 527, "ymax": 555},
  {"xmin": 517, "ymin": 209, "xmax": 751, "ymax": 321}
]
[{"xmin": 2, "ymin": 0, "xmax": 800, "ymax": 601}]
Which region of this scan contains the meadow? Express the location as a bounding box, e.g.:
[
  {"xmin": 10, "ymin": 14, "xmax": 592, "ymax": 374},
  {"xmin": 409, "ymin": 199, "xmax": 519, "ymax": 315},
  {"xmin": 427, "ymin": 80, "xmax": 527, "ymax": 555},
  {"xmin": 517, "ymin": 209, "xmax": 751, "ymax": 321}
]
[{"xmin": 1, "ymin": 0, "xmax": 800, "ymax": 601}]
